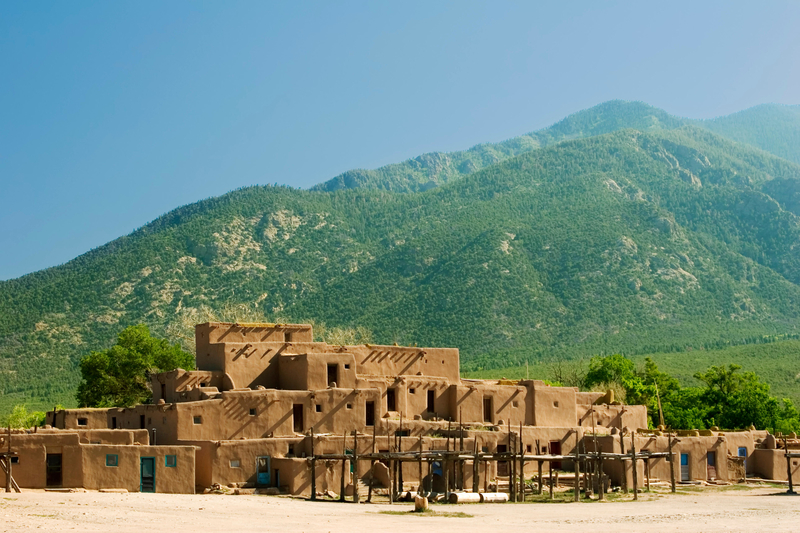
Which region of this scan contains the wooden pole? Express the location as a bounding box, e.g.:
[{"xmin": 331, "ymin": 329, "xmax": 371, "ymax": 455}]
[
  {"xmin": 645, "ymin": 457, "xmax": 651, "ymax": 492},
  {"xmin": 367, "ymin": 424, "xmax": 376, "ymax": 502},
  {"xmin": 549, "ymin": 460, "xmax": 554, "ymax": 500},
  {"xmin": 785, "ymin": 438, "xmax": 796, "ymax": 495},
  {"xmin": 519, "ymin": 422, "xmax": 525, "ymax": 502},
  {"xmin": 668, "ymin": 431, "xmax": 676, "ymax": 493},
  {"xmin": 631, "ymin": 432, "xmax": 638, "ymax": 501},
  {"xmin": 418, "ymin": 436, "xmax": 423, "ymax": 492},
  {"xmin": 574, "ymin": 439, "xmax": 581, "ymax": 502},
  {"xmin": 353, "ymin": 431, "xmax": 359, "ymax": 503},
  {"xmin": 398, "ymin": 417, "xmax": 404, "ymax": 493},
  {"xmin": 509, "ymin": 426, "xmax": 516, "ymax": 501},
  {"xmin": 340, "ymin": 432, "xmax": 347, "ymax": 502},
  {"xmin": 619, "ymin": 431, "xmax": 628, "ymax": 493},
  {"xmin": 472, "ymin": 439, "xmax": 480, "ymax": 493},
  {"xmin": 6, "ymin": 424, "xmax": 11, "ymax": 494},
  {"xmin": 310, "ymin": 427, "xmax": 316, "ymax": 500}
]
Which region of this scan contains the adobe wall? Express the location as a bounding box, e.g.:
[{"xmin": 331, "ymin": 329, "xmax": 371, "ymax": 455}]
[
  {"xmin": 279, "ymin": 353, "xmax": 358, "ymax": 391},
  {"xmin": 0, "ymin": 432, "xmax": 83, "ymax": 489},
  {"xmin": 751, "ymin": 449, "xmax": 800, "ymax": 481},
  {"xmin": 450, "ymin": 382, "xmax": 530, "ymax": 426},
  {"xmin": 152, "ymin": 369, "xmax": 224, "ymax": 403},
  {"xmin": 196, "ymin": 322, "xmax": 313, "ymax": 351},
  {"xmin": 81, "ymin": 445, "xmax": 195, "ymax": 493},
  {"xmin": 576, "ymin": 404, "xmax": 648, "ymax": 431},
  {"xmin": 532, "ymin": 382, "xmax": 578, "ymax": 427}
]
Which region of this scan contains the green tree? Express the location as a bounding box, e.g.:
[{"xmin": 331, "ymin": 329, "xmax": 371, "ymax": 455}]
[
  {"xmin": 1, "ymin": 405, "xmax": 45, "ymax": 428},
  {"xmin": 76, "ymin": 325, "xmax": 194, "ymax": 408}
]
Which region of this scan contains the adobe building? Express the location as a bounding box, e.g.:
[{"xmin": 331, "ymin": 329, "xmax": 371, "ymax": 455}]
[{"xmin": 3, "ymin": 322, "xmax": 798, "ymax": 496}]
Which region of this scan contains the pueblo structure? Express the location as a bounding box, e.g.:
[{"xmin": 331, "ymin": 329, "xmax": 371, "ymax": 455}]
[{"xmin": 3, "ymin": 322, "xmax": 799, "ymax": 497}]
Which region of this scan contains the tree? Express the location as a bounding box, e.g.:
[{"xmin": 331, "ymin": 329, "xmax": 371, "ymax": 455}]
[
  {"xmin": 2, "ymin": 405, "xmax": 45, "ymax": 428},
  {"xmin": 76, "ymin": 325, "xmax": 194, "ymax": 407}
]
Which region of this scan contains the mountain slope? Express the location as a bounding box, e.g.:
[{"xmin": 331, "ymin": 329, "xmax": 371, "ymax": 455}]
[
  {"xmin": 3, "ymin": 125, "xmax": 800, "ymax": 415},
  {"xmin": 312, "ymin": 100, "xmax": 687, "ymax": 193},
  {"xmin": 700, "ymin": 104, "xmax": 800, "ymax": 165}
]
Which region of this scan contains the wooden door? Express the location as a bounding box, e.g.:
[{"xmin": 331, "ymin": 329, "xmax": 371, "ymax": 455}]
[
  {"xmin": 46, "ymin": 454, "xmax": 62, "ymax": 487},
  {"xmin": 680, "ymin": 453, "xmax": 690, "ymax": 481},
  {"xmin": 140, "ymin": 457, "xmax": 155, "ymax": 493}
]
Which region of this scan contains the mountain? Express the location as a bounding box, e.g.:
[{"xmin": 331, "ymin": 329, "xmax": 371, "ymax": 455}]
[
  {"xmin": 312, "ymin": 100, "xmax": 800, "ymax": 194},
  {"xmin": 3, "ymin": 121, "xmax": 800, "ymax": 416},
  {"xmin": 699, "ymin": 104, "xmax": 800, "ymax": 165}
]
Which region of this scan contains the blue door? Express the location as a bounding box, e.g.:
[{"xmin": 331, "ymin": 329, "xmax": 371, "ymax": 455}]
[
  {"xmin": 256, "ymin": 456, "xmax": 271, "ymax": 486},
  {"xmin": 738, "ymin": 447, "xmax": 747, "ymax": 471},
  {"xmin": 680, "ymin": 453, "xmax": 690, "ymax": 481},
  {"xmin": 140, "ymin": 457, "xmax": 156, "ymax": 493}
]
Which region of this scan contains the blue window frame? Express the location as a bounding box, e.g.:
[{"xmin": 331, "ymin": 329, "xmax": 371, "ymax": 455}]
[
  {"xmin": 165, "ymin": 455, "xmax": 177, "ymax": 468},
  {"xmin": 106, "ymin": 454, "xmax": 119, "ymax": 467}
]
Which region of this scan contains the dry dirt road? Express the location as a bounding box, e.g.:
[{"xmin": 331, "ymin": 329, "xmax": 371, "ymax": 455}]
[{"xmin": 2, "ymin": 486, "xmax": 799, "ymax": 533}]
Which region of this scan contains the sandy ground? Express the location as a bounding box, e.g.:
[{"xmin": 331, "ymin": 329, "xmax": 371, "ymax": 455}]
[{"xmin": 2, "ymin": 486, "xmax": 800, "ymax": 533}]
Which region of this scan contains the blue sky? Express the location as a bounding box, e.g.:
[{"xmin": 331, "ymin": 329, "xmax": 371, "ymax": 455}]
[{"xmin": 2, "ymin": 1, "xmax": 799, "ymax": 280}]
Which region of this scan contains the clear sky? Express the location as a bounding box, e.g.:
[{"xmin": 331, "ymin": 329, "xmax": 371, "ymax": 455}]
[{"xmin": 2, "ymin": 1, "xmax": 799, "ymax": 280}]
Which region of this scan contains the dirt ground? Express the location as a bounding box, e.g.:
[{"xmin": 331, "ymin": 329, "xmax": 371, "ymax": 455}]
[{"xmin": 2, "ymin": 486, "xmax": 799, "ymax": 533}]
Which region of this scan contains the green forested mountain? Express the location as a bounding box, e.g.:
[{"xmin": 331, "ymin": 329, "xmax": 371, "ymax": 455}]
[
  {"xmin": 2, "ymin": 118, "xmax": 800, "ymax": 416},
  {"xmin": 700, "ymin": 104, "xmax": 800, "ymax": 165},
  {"xmin": 312, "ymin": 100, "xmax": 800, "ymax": 193}
]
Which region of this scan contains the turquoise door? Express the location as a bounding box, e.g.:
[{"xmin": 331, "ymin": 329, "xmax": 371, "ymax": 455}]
[
  {"xmin": 738, "ymin": 447, "xmax": 747, "ymax": 471},
  {"xmin": 680, "ymin": 453, "xmax": 690, "ymax": 481},
  {"xmin": 140, "ymin": 457, "xmax": 156, "ymax": 493},
  {"xmin": 256, "ymin": 456, "xmax": 271, "ymax": 486}
]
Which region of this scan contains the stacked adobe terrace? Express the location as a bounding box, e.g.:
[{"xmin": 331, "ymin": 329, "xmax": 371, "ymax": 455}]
[{"xmin": 27, "ymin": 322, "xmax": 797, "ymax": 496}]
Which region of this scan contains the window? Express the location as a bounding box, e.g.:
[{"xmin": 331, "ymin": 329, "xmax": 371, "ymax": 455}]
[
  {"xmin": 10, "ymin": 457, "xmax": 19, "ymax": 464},
  {"xmin": 288, "ymin": 444, "xmax": 295, "ymax": 456},
  {"xmin": 193, "ymin": 416, "xmax": 202, "ymax": 425},
  {"xmin": 553, "ymin": 401, "xmax": 559, "ymax": 408},
  {"xmin": 77, "ymin": 418, "xmax": 88, "ymax": 426},
  {"xmin": 427, "ymin": 390, "xmax": 435, "ymax": 413},
  {"xmin": 140, "ymin": 415, "xmax": 145, "ymax": 429},
  {"xmin": 527, "ymin": 445, "xmax": 532, "ymax": 453},
  {"xmin": 512, "ymin": 401, "xmax": 519, "ymax": 408},
  {"xmin": 292, "ymin": 404, "xmax": 304, "ymax": 432},
  {"xmin": 230, "ymin": 459, "xmax": 241, "ymax": 468},
  {"xmin": 111, "ymin": 417, "xmax": 117, "ymax": 429},
  {"xmin": 386, "ymin": 389, "xmax": 396, "ymax": 411},
  {"xmin": 409, "ymin": 388, "xmax": 415, "ymax": 394},
  {"xmin": 344, "ymin": 364, "xmax": 350, "ymax": 370},
  {"xmin": 249, "ymin": 408, "xmax": 257, "ymax": 416},
  {"xmin": 315, "ymin": 404, "xmax": 322, "ymax": 413},
  {"xmin": 200, "ymin": 382, "xmax": 207, "ymax": 388},
  {"xmin": 106, "ymin": 454, "xmax": 118, "ymax": 467},
  {"xmin": 160, "ymin": 384, "xmax": 166, "ymax": 400},
  {"xmin": 346, "ymin": 404, "xmax": 352, "ymax": 410},
  {"xmin": 284, "ymin": 331, "xmax": 293, "ymax": 342},
  {"xmin": 165, "ymin": 455, "xmax": 177, "ymax": 468}
]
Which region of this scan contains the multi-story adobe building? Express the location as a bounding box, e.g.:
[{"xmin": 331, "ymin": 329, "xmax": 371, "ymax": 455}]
[{"xmin": 3, "ymin": 322, "xmax": 798, "ymax": 495}]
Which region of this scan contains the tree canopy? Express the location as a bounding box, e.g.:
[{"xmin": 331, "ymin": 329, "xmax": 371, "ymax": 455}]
[{"xmin": 76, "ymin": 324, "xmax": 194, "ymax": 408}]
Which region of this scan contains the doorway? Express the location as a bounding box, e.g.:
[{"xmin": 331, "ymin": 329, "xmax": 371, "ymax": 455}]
[
  {"xmin": 549, "ymin": 440, "xmax": 562, "ymax": 470},
  {"xmin": 256, "ymin": 456, "xmax": 271, "ymax": 486},
  {"xmin": 386, "ymin": 388, "xmax": 396, "ymax": 412},
  {"xmin": 427, "ymin": 390, "xmax": 435, "ymax": 413},
  {"xmin": 327, "ymin": 364, "xmax": 338, "ymax": 387},
  {"xmin": 365, "ymin": 401, "xmax": 375, "ymax": 426},
  {"xmin": 706, "ymin": 451, "xmax": 717, "ymax": 480},
  {"xmin": 483, "ymin": 397, "xmax": 493, "ymax": 423},
  {"xmin": 292, "ymin": 404, "xmax": 304, "ymax": 432},
  {"xmin": 680, "ymin": 453, "xmax": 690, "ymax": 481},
  {"xmin": 738, "ymin": 447, "xmax": 747, "ymax": 472},
  {"xmin": 46, "ymin": 454, "xmax": 62, "ymax": 487},
  {"xmin": 497, "ymin": 444, "xmax": 508, "ymax": 476},
  {"xmin": 140, "ymin": 457, "xmax": 155, "ymax": 493}
]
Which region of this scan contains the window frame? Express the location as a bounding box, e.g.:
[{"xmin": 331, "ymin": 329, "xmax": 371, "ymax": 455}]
[
  {"xmin": 106, "ymin": 454, "xmax": 119, "ymax": 467},
  {"xmin": 165, "ymin": 455, "xmax": 177, "ymax": 468}
]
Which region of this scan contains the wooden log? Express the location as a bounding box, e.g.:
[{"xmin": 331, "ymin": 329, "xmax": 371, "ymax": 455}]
[
  {"xmin": 668, "ymin": 431, "xmax": 676, "ymax": 493},
  {"xmin": 537, "ymin": 460, "xmax": 543, "ymax": 495},
  {"xmin": 519, "ymin": 422, "xmax": 525, "ymax": 502},
  {"xmin": 645, "ymin": 457, "xmax": 651, "ymax": 492},
  {"xmin": 786, "ymin": 438, "xmax": 796, "ymax": 495},
  {"xmin": 340, "ymin": 432, "xmax": 347, "ymax": 502},
  {"xmin": 353, "ymin": 431, "xmax": 359, "ymax": 503},
  {"xmin": 573, "ymin": 440, "xmax": 580, "ymax": 502},
  {"xmin": 367, "ymin": 424, "xmax": 376, "ymax": 502},
  {"xmin": 549, "ymin": 462, "xmax": 554, "ymax": 500},
  {"xmin": 619, "ymin": 431, "xmax": 628, "ymax": 493},
  {"xmin": 472, "ymin": 441, "xmax": 480, "ymax": 494},
  {"xmin": 418, "ymin": 436, "xmax": 423, "ymax": 492},
  {"xmin": 630, "ymin": 432, "xmax": 638, "ymax": 501},
  {"xmin": 310, "ymin": 428, "xmax": 316, "ymax": 501},
  {"xmin": 6, "ymin": 425, "xmax": 11, "ymax": 494}
]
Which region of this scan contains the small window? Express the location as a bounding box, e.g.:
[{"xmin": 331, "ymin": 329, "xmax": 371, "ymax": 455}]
[
  {"xmin": 288, "ymin": 444, "xmax": 295, "ymax": 456},
  {"xmin": 249, "ymin": 408, "xmax": 257, "ymax": 416},
  {"xmin": 10, "ymin": 456, "xmax": 19, "ymax": 464},
  {"xmin": 512, "ymin": 401, "xmax": 519, "ymax": 408},
  {"xmin": 77, "ymin": 418, "xmax": 88, "ymax": 426},
  {"xmin": 481, "ymin": 446, "xmax": 489, "ymax": 453},
  {"xmin": 315, "ymin": 404, "xmax": 322, "ymax": 413},
  {"xmin": 344, "ymin": 364, "xmax": 350, "ymax": 370},
  {"xmin": 106, "ymin": 454, "xmax": 118, "ymax": 467},
  {"xmin": 193, "ymin": 416, "xmax": 202, "ymax": 425},
  {"xmin": 346, "ymin": 404, "xmax": 352, "ymax": 409},
  {"xmin": 200, "ymin": 382, "xmax": 207, "ymax": 388},
  {"xmin": 230, "ymin": 459, "xmax": 240, "ymax": 468},
  {"xmin": 409, "ymin": 388, "xmax": 416, "ymax": 394},
  {"xmin": 553, "ymin": 401, "xmax": 559, "ymax": 408},
  {"xmin": 165, "ymin": 455, "xmax": 177, "ymax": 468},
  {"xmin": 527, "ymin": 445, "xmax": 532, "ymax": 453}
]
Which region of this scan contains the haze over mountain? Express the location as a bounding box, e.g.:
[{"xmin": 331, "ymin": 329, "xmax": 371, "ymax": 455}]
[{"xmin": 2, "ymin": 100, "xmax": 800, "ymax": 415}]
